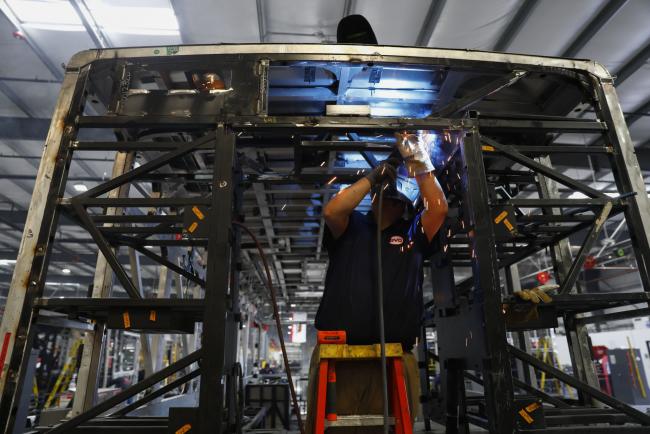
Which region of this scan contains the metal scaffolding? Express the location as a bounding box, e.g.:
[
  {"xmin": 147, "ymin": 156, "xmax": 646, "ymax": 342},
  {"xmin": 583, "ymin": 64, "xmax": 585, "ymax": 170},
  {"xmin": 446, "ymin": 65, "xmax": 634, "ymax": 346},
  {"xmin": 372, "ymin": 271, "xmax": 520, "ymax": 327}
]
[{"xmin": 0, "ymin": 44, "xmax": 648, "ymax": 433}]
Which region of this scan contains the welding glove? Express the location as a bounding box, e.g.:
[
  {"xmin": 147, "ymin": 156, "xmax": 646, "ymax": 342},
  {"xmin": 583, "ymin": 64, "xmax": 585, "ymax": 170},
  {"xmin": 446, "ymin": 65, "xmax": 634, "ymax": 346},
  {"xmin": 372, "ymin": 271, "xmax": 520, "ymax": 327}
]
[
  {"xmin": 514, "ymin": 284, "xmax": 558, "ymax": 304},
  {"xmin": 395, "ymin": 130, "xmax": 435, "ymax": 177},
  {"xmin": 364, "ymin": 157, "xmax": 400, "ymax": 187}
]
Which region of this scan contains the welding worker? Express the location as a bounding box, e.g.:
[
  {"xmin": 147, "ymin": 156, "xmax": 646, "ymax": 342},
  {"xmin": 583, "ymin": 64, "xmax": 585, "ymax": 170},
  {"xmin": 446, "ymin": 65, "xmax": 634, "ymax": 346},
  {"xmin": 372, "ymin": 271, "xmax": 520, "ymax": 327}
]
[{"xmin": 305, "ymin": 131, "xmax": 448, "ymax": 433}]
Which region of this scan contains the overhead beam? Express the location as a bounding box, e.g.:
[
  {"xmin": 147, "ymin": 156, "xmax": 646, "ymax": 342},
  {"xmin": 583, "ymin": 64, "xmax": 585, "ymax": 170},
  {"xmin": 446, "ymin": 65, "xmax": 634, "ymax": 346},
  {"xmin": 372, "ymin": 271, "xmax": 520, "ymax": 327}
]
[
  {"xmin": 68, "ymin": 0, "xmax": 112, "ymax": 49},
  {"xmin": 415, "ymin": 0, "xmax": 446, "ymax": 47},
  {"xmin": 256, "ymin": 0, "xmax": 267, "ymax": 42},
  {"xmin": 614, "ymin": 40, "xmax": 650, "ymax": 87},
  {"xmin": 0, "ymin": 81, "xmax": 36, "ymax": 117},
  {"xmin": 342, "ymin": 0, "xmax": 355, "ymax": 17},
  {"xmin": 492, "ymin": 0, "xmax": 539, "ymax": 52},
  {"xmin": 561, "ymin": 0, "xmax": 628, "ymax": 58},
  {"xmin": 0, "ymin": 117, "xmax": 50, "ymax": 140}
]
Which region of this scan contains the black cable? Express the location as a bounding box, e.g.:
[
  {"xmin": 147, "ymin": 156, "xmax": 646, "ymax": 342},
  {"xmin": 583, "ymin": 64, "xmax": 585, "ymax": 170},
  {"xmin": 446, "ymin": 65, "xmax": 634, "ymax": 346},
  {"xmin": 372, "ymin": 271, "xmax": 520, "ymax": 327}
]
[
  {"xmin": 376, "ymin": 184, "xmax": 390, "ymax": 434},
  {"xmin": 233, "ymin": 221, "xmax": 305, "ymax": 434}
]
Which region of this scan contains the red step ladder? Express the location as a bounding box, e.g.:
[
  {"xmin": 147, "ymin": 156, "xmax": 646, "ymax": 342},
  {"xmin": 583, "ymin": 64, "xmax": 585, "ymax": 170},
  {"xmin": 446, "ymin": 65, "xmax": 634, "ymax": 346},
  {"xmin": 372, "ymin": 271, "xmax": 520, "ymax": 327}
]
[{"xmin": 314, "ymin": 331, "xmax": 413, "ymax": 434}]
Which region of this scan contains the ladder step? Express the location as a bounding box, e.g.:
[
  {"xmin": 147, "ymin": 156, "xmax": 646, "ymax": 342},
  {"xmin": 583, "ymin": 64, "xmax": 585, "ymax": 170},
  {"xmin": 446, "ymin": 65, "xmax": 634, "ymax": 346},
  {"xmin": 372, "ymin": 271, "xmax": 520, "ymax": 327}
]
[{"xmin": 325, "ymin": 415, "xmax": 395, "ymax": 427}]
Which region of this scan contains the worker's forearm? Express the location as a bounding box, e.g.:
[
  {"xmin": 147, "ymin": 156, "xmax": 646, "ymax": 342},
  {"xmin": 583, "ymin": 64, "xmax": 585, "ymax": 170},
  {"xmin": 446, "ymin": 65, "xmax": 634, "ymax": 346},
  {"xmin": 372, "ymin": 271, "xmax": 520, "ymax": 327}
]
[
  {"xmin": 324, "ymin": 177, "xmax": 371, "ymax": 218},
  {"xmin": 416, "ymin": 172, "xmax": 448, "ymax": 239}
]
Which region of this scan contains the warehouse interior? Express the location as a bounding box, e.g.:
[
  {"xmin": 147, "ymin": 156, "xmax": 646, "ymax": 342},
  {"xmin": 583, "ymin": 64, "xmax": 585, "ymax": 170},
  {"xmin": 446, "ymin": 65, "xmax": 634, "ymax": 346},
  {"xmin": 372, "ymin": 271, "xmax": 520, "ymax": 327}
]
[{"xmin": 0, "ymin": 1, "xmax": 650, "ymax": 433}]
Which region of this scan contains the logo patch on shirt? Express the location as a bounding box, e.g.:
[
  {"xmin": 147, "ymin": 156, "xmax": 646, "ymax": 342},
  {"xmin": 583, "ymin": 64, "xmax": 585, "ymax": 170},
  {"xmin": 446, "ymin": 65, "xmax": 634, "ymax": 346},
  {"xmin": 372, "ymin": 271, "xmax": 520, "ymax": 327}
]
[{"xmin": 389, "ymin": 235, "xmax": 404, "ymax": 245}]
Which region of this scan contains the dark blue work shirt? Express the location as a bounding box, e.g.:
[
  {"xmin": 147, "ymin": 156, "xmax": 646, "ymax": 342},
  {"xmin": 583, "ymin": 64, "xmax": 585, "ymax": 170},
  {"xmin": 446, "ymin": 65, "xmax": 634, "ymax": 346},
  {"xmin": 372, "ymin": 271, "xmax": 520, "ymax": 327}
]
[{"xmin": 315, "ymin": 210, "xmax": 435, "ymax": 349}]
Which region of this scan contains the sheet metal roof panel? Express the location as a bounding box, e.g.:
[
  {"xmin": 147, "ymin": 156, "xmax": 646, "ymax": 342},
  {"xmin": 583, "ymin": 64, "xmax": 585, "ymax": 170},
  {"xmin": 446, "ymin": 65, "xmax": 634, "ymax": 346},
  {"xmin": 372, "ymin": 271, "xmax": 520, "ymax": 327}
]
[
  {"xmin": 0, "ymin": 14, "xmax": 57, "ymax": 80},
  {"xmin": 1, "ymin": 82, "xmax": 60, "ymax": 119},
  {"xmin": 572, "ymin": 0, "xmax": 650, "ymax": 72},
  {"xmin": 355, "ymin": 0, "xmax": 432, "ymax": 46},
  {"xmin": 611, "ymin": 66, "xmax": 650, "ymax": 113},
  {"xmin": 173, "ymin": 0, "xmax": 260, "ymax": 43},
  {"xmin": 24, "ymin": 27, "xmax": 94, "ymax": 72},
  {"xmin": 429, "ymin": 0, "xmax": 521, "ymax": 50},
  {"xmin": 506, "ymin": 0, "xmax": 606, "ymax": 57}
]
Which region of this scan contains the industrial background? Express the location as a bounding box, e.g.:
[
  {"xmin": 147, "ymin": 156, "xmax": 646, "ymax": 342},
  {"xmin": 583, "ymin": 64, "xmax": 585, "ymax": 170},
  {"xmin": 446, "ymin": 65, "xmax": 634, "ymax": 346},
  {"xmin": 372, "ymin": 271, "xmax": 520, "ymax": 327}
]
[{"xmin": 0, "ymin": 0, "xmax": 649, "ymax": 433}]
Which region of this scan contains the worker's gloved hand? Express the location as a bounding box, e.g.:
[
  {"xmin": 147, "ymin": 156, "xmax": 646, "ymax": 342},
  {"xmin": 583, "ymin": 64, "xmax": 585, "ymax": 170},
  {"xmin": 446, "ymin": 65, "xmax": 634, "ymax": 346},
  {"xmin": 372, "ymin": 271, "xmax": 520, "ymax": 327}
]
[
  {"xmin": 364, "ymin": 157, "xmax": 400, "ymax": 186},
  {"xmin": 395, "ymin": 130, "xmax": 435, "ymax": 177}
]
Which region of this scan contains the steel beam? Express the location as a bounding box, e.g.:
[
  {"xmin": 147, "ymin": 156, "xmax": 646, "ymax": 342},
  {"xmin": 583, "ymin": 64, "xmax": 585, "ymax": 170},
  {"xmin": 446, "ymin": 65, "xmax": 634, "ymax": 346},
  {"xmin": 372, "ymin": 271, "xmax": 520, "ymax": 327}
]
[
  {"xmin": 68, "ymin": 0, "xmax": 112, "ymax": 49},
  {"xmin": 562, "ymin": 0, "xmax": 628, "ymax": 58},
  {"xmin": 71, "ymin": 151, "xmax": 135, "ymax": 417},
  {"xmin": 509, "ymin": 344, "xmax": 650, "ymax": 425},
  {"xmin": 492, "ymin": 0, "xmax": 539, "ymax": 52},
  {"xmin": 415, "ymin": 0, "xmax": 446, "ymax": 46}
]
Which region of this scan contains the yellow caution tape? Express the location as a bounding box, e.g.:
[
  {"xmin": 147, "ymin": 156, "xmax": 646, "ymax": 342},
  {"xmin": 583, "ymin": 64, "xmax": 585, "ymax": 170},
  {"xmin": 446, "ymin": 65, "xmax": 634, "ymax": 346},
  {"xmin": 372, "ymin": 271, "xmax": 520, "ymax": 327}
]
[
  {"xmin": 176, "ymin": 424, "xmax": 192, "ymax": 434},
  {"xmin": 518, "ymin": 409, "xmax": 534, "ymax": 424},
  {"xmin": 192, "ymin": 206, "xmax": 205, "ymax": 220},
  {"xmin": 494, "ymin": 210, "xmax": 508, "ymax": 224},
  {"xmin": 525, "ymin": 402, "xmax": 541, "ymax": 413}
]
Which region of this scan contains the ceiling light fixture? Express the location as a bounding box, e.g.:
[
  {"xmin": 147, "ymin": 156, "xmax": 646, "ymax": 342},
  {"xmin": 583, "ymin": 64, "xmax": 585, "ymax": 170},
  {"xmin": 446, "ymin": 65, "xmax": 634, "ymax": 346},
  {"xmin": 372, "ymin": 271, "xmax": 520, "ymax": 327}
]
[
  {"xmin": 61, "ymin": 268, "xmax": 71, "ymax": 274},
  {"xmin": 74, "ymin": 183, "xmax": 88, "ymax": 192}
]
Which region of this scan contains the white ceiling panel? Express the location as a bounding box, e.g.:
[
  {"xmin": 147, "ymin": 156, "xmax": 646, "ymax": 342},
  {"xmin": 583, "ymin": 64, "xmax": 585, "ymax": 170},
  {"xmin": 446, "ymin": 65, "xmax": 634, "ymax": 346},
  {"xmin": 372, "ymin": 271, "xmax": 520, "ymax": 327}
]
[
  {"xmin": 25, "ymin": 27, "xmax": 94, "ymax": 70},
  {"xmin": 0, "ymin": 91, "xmax": 28, "ymax": 117},
  {"xmin": 264, "ymin": 0, "xmax": 343, "ymax": 43},
  {"xmin": 0, "ymin": 14, "xmax": 55, "ymax": 80},
  {"xmin": 172, "ymin": 0, "xmax": 260, "ymax": 43},
  {"xmin": 629, "ymin": 116, "xmax": 650, "ymax": 147},
  {"xmin": 355, "ymin": 0, "xmax": 431, "ymax": 46},
  {"xmin": 613, "ymin": 65, "xmax": 650, "ymax": 113},
  {"xmin": 0, "ymin": 179, "xmax": 32, "ymax": 207},
  {"xmin": 507, "ymin": 0, "xmax": 605, "ymax": 57},
  {"xmin": 2, "ymin": 82, "xmax": 60, "ymax": 118},
  {"xmin": 573, "ymin": 0, "xmax": 650, "ymax": 72},
  {"xmin": 429, "ymin": 0, "xmax": 521, "ymax": 50}
]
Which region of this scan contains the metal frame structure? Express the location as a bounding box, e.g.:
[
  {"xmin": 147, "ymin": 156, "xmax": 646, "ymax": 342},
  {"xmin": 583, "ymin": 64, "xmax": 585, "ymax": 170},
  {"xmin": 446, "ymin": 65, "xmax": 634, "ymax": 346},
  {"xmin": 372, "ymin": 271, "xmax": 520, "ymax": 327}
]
[{"xmin": 0, "ymin": 44, "xmax": 647, "ymax": 433}]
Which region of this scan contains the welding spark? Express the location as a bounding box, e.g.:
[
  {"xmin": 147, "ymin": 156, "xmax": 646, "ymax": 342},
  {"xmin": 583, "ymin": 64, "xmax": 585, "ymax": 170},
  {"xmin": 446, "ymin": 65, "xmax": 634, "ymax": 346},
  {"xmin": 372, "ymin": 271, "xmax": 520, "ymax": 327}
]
[
  {"xmin": 443, "ymin": 244, "xmax": 448, "ymax": 253},
  {"xmin": 456, "ymin": 173, "xmax": 461, "ymax": 180},
  {"xmin": 381, "ymin": 166, "xmax": 386, "ymax": 175},
  {"xmin": 447, "ymin": 229, "xmax": 451, "ymax": 238},
  {"xmin": 326, "ymin": 176, "xmax": 337, "ymax": 185},
  {"xmin": 320, "ymin": 161, "xmax": 326, "ymax": 167},
  {"xmin": 281, "ymin": 204, "xmax": 287, "ymax": 211},
  {"xmin": 383, "ymin": 183, "xmax": 389, "ymax": 191},
  {"xmin": 371, "ymin": 193, "xmax": 377, "ymax": 203}
]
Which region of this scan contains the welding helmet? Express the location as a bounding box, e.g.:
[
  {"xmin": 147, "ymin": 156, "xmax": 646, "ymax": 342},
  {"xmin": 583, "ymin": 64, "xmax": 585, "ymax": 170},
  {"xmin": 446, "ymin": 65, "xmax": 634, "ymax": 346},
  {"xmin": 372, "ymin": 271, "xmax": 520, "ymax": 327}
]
[{"xmin": 371, "ymin": 165, "xmax": 419, "ymax": 209}]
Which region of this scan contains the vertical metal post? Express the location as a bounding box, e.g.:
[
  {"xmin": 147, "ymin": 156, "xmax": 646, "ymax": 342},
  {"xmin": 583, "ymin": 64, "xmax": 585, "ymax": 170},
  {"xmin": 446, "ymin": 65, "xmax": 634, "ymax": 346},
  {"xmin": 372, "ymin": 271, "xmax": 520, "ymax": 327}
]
[
  {"xmin": 71, "ymin": 151, "xmax": 135, "ymax": 416},
  {"xmin": 225, "ymin": 166, "xmax": 244, "ymax": 429},
  {"xmin": 595, "ymin": 78, "xmax": 650, "ymax": 292},
  {"xmin": 198, "ymin": 126, "xmax": 235, "ymax": 434},
  {"xmin": 463, "ymin": 128, "xmax": 514, "ymax": 433},
  {"xmin": 536, "ymin": 155, "xmax": 600, "ymax": 404},
  {"xmin": 504, "ymin": 265, "xmax": 536, "ymax": 387},
  {"xmin": 0, "ymin": 66, "xmax": 90, "ymax": 433}
]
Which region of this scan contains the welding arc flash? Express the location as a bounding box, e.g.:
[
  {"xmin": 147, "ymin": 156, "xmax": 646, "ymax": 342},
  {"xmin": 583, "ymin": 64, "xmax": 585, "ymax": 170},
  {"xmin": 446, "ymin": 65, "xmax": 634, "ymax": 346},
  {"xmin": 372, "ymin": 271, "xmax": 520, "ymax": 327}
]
[{"xmin": 326, "ymin": 176, "xmax": 337, "ymax": 185}]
